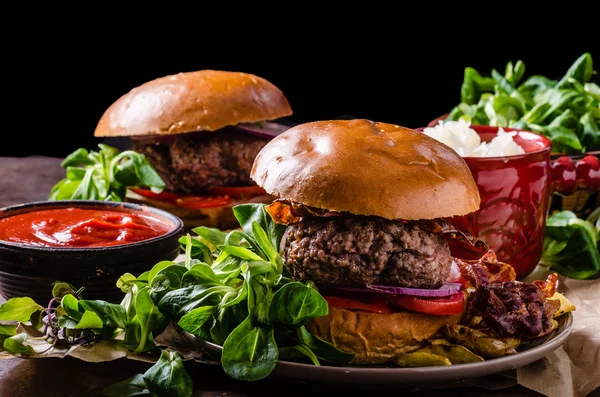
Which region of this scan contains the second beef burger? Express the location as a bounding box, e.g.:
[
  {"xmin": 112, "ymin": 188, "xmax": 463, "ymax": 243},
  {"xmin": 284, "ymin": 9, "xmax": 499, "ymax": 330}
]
[
  {"xmin": 94, "ymin": 70, "xmax": 293, "ymax": 229},
  {"xmin": 251, "ymin": 119, "xmax": 483, "ymax": 364}
]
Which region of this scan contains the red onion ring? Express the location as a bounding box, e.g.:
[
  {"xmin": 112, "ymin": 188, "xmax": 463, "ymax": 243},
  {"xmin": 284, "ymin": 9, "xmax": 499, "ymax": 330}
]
[
  {"xmin": 235, "ymin": 121, "xmax": 292, "ymax": 139},
  {"xmin": 366, "ymin": 282, "xmax": 462, "ymax": 297}
]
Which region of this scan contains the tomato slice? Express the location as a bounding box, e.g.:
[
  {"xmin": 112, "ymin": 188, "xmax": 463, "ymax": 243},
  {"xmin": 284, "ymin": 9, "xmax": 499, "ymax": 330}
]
[
  {"xmin": 130, "ymin": 187, "xmax": 180, "ymax": 202},
  {"xmin": 207, "ymin": 186, "xmax": 267, "ymax": 198},
  {"xmin": 175, "ymin": 196, "xmax": 233, "ymax": 209},
  {"xmin": 130, "ymin": 188, "xmax": 233, "ymax": 208},
  {"xmin": 324, "ymin": 296, "xmax": 394, "ymax": 314},
  {"xmin": 384, "ymin": 292, "xmax": 465, "ymax": 316}
]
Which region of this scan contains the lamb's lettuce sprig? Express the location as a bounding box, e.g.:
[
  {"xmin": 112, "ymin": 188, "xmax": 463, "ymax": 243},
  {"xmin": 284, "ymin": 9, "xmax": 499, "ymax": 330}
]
[
  {"xmin": 540, "ymin": 209, "xmax": 600, "ymax": 279},
  {"xmin": 448, "ymin": 52, "xmax": 599, "ymax": 154},
  {"xmin": 49, "ymin": 143, "xmax": 165, "ymax": 202}
]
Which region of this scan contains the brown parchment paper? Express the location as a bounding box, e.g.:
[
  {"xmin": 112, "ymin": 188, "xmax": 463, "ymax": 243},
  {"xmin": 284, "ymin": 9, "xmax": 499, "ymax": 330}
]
[{"xmin": 518, "ymin": 266, "xmax": 600, "ymax": 397}]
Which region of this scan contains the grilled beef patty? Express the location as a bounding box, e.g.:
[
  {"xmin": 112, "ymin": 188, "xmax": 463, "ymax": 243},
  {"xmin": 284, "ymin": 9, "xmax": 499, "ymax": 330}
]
[
  {"xmin": 131, "ymin": 129, "xmax": 267, "ymax": 193},
  {"xmin": 283, "ymin": 215, "xmax": 452, "ymax": 289}
]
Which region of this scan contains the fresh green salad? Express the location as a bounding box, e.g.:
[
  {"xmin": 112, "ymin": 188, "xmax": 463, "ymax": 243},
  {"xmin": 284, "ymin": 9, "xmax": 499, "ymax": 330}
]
[
  {"xmin": 447, "ymin": 52, "xmax": 600, "ymax": 154},
  {"xmin": 0, "ymin": 204, "xmax": 352, "ymax": 397},
  {"xmin": 541, "ymin": 208, "xmax": 600, "ymax": 279},
  {"xmin": 49, "ymin": 144, "xmax": 165, "ymax": 202}
]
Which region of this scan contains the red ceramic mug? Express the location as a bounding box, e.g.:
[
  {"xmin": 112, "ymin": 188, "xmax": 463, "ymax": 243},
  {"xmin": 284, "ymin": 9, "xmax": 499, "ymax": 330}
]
[{"xmin": 423, "ymin": 125, "xmax": 600, "ymax": 279}]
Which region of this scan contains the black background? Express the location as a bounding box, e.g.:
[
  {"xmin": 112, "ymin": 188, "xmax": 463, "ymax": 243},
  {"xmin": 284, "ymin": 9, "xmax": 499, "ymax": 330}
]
[{"xmin": 4, "ymin": 17, "xmax": 598, "ymax": 158}]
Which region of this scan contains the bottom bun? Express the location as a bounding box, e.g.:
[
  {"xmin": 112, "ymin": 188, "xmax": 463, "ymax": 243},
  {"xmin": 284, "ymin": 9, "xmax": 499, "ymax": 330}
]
[
  {"xmin": 125, "ymin": 189, "xmax": 275, "ymax": 230},
  {"xmin": 305, "ymin": 306, "xmax": 465, "ymax": 364}
]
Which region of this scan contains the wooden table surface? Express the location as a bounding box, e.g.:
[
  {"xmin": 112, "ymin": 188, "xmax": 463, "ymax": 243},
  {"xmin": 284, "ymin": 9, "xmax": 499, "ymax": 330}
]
[
  {"xmin": 0, "ymin": 156, "xmax": 583, "ymax": 397},
  {"xmin": 0, "ymin": 354, "xmax": 547, "ymax": 397}
]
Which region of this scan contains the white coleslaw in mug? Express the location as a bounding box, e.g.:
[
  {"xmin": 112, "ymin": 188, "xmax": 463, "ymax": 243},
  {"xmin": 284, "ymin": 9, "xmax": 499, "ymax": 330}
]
[{"xmin": 422, "ymin": 119, "xmax": 526, "ymax": 157}]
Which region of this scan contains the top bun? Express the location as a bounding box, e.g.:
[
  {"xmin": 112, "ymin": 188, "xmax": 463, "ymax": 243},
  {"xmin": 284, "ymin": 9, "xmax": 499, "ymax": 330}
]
[
  {"xmin": 94, "ymin": 70, "xmax": 292, "ymax": 137},
  {"xmin": 251, "ymin": 119, "xmax": 480, "ymax": 220}
]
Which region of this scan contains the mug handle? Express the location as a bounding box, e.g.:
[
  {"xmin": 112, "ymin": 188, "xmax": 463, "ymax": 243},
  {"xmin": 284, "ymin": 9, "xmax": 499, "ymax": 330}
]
[{"xmin": 551, "ymin": 155, "xmax": 600, "ymax": 195}]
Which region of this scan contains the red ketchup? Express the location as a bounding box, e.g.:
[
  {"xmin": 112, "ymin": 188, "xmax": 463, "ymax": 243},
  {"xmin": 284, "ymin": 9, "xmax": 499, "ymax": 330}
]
[{"xmin": 0, "ymin": 207, "xmax": 171, "ymax": 248}]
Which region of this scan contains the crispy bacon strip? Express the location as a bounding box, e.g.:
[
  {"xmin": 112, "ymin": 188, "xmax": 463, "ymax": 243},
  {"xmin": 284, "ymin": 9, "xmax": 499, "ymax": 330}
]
[
  {"xmin": 266, "ymin": 200, "xmax": 341, "ymax": 225},
  {"xmin": 533, "ymin": 273, "xmax": 559, "ymax": 298},
  {"xmin": 413, "ymin": 219, "xmax": 489, "ymax": 251},
  {"xmin": 455, "ymin": 250, "xmax": 516, "ymax": 287},
  {"xmin": 455, "ymin": 256, "xmax": 490, "ymax": 287},
  {"xmin": 266, "ymin": 200, "xmax": 301, "ymax": 225},
  {"xmin": 480, "ymin": 251, "xmax": 517, "ymax": 284}
]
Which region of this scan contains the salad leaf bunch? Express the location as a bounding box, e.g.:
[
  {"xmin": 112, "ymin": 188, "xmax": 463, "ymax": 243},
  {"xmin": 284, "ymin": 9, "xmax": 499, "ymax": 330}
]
[
  {"xmin": 447, "ymin": 52, "xmax": 600, "ymax": 154},
  {"xmin": 146, "ymin": 204, "xmax": 353, "ymax": 380},
  {"xmin": 0, "ymin": 282, "xmax": 128, "ymax": 356},
  {"xmin": 540, "ymin": 208, "xmax": 600, "ymax": 279},
  {"xmin": 49, "ymin": 144, "xmax": 165, "ymax": 202},
  {"xmin": 0, "ymin": 204, "xmax": 351, "ymax": 397}
]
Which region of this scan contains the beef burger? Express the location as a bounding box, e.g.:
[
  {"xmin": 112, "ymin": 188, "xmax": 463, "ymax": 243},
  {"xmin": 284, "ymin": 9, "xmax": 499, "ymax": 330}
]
[
  {"xmin": 94, "ymin": 70, "xmax": 293, "ymax": 229},
  {"xmin": 250, "ymin": 119, "xmax": 485, "ymax": 364}
]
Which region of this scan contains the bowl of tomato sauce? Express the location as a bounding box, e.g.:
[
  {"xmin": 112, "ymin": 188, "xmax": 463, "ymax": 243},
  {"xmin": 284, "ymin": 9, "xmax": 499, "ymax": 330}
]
[{"xmin": 0, "ymin": 200, "xmax": 184, "ymax": 304}]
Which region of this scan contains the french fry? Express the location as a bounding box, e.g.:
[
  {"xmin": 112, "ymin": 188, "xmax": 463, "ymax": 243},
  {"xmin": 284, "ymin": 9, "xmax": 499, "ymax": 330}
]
[
  {"xmin": 419, "ymin": 341, "xmax": 484, "ymax": 364},
  {"xmin": 443, "ymin": 325, "xmax": 520, "ymax": 358},
  {"xmin": 394, "ymin": 351, "xmax": 452, "ymax": 367},
  {"xmin": 548, "ymin": 292, "xmax": 576, "ymax": 318}
]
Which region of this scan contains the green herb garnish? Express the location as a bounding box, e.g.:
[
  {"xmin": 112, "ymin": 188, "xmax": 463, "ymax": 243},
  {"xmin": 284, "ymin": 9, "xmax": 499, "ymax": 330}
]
[
  {"xmin": 48, "ymin": 144, "xmax": 165, "ymax": 201},
  {"xmin": 540, "ymin": 209, "xmax": 600, "ymax": 279},
  {"xmin": 447, "ymin": 52, "xmax": 600, "ymax": 154}
]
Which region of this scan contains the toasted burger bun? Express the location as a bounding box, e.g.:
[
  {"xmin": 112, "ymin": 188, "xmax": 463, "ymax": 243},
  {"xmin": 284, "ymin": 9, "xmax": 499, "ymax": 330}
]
[
  {"xmin": 94, "ymin": 70, "xmax": 292, "ymax": 138},
  {"xmin": 251, "ymin": 119, "xmax": 480, "ymax": 220},
  {"xmin": 125, "ymin": 189, "xmax": 276, "ymax": 230},
  {"xmin": 306, "ymin": 306, "xmax": 465, "ymax": 364}
]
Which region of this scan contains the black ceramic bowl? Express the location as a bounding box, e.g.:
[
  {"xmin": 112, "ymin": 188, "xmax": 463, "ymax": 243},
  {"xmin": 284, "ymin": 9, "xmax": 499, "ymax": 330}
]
[{"xmin": 0, "ymin": 200, "xmax": 184, "ymax": 304}]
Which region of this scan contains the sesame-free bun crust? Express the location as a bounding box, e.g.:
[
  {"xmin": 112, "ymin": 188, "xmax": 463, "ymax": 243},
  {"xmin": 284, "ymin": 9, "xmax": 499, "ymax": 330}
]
[
  {"xmin": 94, "ymin": 70, "xmax": 292, "ymax": 137},
  {"xmin": 306, "ymin": 306, "xmax": 464, "ymax": 364},
  {"xmin": 251, "ymin": 119, "xmax": 480, "ymax": 220}
]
